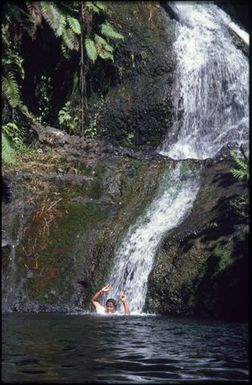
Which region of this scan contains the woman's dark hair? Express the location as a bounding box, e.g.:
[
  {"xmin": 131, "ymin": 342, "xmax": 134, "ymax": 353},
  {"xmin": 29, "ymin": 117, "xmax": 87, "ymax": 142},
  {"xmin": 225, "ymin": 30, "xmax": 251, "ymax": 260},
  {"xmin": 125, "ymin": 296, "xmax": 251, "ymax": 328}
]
[{"xmin": 106, "ymin": 298, "xmax": 117, "ymax": 308}]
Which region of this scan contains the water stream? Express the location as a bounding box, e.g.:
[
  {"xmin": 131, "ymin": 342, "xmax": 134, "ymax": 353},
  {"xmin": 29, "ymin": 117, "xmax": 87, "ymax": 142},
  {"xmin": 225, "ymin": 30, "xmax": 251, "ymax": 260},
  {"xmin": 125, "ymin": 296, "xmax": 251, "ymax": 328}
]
[
  {"xmin": 160, "ymin": 2, "xmax": 249, "ymax": 160},
  {"xmin": 106, "ymin": 2, "xmax": 249, "ymax": 313}
]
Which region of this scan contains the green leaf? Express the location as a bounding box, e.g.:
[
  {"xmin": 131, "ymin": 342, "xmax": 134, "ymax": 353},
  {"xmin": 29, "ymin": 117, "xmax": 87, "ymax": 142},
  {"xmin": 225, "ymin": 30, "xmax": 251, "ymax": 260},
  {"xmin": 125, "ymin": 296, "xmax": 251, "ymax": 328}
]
[
  {"xmin": 2, "ymin": 132, "xmax": 16, "ymax": 165},
  {"xmin": 85, "ymin": 38, "xmax": 98, "ymax": 62},
  {"xmin": 55, "ymin": 14, "xmax": 66, "ymax": 37},
  {"xmin": 95, "ymin": 43, "xmax": 114, "ymax": 61},
  {"xmin": 100, "ymin": 22, "xmax": 124, "ymax": 40},
  {"xmin": 63, "ymin": 28, "xmax": 79, "ymax": 50},
  {"xmin": 2, "ymin": 72, "xmax": 20, "ymax": 108},
  {"xmin": 67, "ymin": 16, "xmax": 81, "ymax": 35},
  {"xmin": 95, "ymin": 2, "xmax": 106, "ymax": 11},
  {"xmin": 85, "ymin": 2, "xmax": 100, "ymax": 13},
  {"xmin": 94, "ymin": 34, "xmax": 113, "ymax": 52}
]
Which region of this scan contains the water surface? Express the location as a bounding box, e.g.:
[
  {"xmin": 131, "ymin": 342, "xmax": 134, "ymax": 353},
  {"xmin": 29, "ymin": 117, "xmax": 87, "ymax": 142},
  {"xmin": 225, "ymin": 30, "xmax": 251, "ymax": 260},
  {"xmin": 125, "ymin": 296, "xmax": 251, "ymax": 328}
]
[{"xmin": 2, "ymin": 313, "xmax": 248, "ymax": 383}]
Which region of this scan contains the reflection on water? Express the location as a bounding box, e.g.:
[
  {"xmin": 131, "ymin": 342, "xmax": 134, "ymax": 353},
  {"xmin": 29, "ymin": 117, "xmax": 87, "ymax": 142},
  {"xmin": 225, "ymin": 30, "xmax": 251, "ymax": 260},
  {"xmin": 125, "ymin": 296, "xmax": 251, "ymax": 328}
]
[{"xmin": 2, "ymin": 313, "xmax": 248, "ymax": 383}]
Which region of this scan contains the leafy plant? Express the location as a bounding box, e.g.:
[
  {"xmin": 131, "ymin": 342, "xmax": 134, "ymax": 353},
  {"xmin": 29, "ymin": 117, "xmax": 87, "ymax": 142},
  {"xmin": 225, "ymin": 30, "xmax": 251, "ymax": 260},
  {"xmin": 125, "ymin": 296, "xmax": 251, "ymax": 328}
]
[
  {"xmin": 229, "ymin": 147, "xmax": 249, "ymax": 219},
  {"xmin": 58, "ymin": 101, "xmax": 79, "ymax": 134},
  {"xmin": 2, "ymin": 132, "xmax": 16, "ymax": 165},
  {"xmin": 86, "ymin": 94, "xmax": 105, "ymax": 137},
  {"xmin": 230, "ymin": 149, "xmax": 249, "ymax": 181},
  {"xmin": 2, "ymin": 122, "xmax": 25, "ymax": 165}
]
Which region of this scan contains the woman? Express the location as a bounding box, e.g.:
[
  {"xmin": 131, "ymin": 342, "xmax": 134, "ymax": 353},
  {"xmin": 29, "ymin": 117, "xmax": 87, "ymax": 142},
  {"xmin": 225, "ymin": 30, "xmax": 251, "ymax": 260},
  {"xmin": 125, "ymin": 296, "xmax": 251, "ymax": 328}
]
[{"xmin": 91, "ymin": 283, "xmax": 130, "ymax": 315}]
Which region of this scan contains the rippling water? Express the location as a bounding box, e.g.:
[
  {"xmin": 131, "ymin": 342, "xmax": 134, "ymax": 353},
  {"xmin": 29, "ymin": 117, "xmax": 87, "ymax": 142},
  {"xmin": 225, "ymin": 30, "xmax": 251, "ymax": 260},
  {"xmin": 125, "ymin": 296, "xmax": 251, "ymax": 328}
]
[{"xmin": 2, "ymin": 313, "xmax": 248, "ymax": 383}]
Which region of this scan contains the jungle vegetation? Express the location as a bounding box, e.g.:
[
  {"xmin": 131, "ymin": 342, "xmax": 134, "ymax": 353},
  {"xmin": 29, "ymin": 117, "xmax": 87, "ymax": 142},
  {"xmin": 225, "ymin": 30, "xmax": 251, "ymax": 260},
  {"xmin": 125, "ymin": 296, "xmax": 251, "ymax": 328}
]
[{"xmin": 2, "ymin": 1, "xmax": 124, "ymax": 164}]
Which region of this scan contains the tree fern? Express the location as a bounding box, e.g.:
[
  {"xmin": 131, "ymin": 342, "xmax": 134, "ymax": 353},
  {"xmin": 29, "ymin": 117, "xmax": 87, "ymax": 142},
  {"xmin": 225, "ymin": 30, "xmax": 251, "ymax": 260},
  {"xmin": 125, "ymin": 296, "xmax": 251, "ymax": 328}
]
[
  {"xmin": 100, "ymin": 22, "xmax": 124, "ymax": 40},
  {"xmin": 2, "ymin": 132, "xmax": 16, "ymax": 165},
  {"xmin": 85, "ymin": 38, "xmax": 98, "ymax": 63},
  {"xmin": 2, "ymin": 72, "xmax": 20, "ymax": 108}
]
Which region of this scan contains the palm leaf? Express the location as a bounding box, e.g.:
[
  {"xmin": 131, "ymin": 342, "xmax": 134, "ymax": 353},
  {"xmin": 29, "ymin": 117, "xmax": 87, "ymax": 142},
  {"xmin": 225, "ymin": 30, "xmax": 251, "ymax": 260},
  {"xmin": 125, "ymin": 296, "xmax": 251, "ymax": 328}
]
[
  {"xmin": 85, "ymin": 38, "xmax": 98, "ymax": 62},
  {"xmin": 100, "ymin": 22, "xmax": 124, "ymax": 40}
]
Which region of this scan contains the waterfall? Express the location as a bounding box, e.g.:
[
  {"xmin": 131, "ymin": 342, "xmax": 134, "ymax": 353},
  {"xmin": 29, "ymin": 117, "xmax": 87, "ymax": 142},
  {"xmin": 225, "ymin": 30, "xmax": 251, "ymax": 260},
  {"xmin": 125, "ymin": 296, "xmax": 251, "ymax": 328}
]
[
  {"xmin": 160, "ymin": 2, "xmax": 249, "ymax": 160},
  {"xmin": 106, "ymin": 3, "xmax": 248, "ymax": 314},
  {"xmin": 107, "ymin": 164, "xmax": 200, "ymax": 313}
]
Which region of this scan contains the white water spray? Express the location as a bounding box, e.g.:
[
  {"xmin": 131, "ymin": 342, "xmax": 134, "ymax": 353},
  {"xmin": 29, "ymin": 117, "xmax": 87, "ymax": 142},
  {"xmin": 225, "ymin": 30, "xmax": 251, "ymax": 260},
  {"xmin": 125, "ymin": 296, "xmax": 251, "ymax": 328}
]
[
  {"xmin": 160, "ymin": 2, "xmax": 249, "ymax": 160},
  {"xmin": 107, "ymin": 164, "xmax": 200, "ymax": 313}
]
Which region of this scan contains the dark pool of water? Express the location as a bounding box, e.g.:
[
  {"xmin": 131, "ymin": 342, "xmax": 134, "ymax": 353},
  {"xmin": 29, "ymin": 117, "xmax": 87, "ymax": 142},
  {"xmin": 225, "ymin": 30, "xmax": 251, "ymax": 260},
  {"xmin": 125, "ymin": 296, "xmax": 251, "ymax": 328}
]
[{"xmin": 2, "ymin": 312, "xmax": 249, "ymax": 383}]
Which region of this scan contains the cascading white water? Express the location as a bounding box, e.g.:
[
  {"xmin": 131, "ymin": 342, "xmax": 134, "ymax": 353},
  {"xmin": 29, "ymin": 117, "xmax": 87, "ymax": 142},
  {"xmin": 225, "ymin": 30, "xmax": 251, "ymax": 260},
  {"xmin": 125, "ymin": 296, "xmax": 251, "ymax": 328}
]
[
  {"xmin": 159, "ymin": 2, "xmax": 249, "ymax": 160},
  {"xmin": 107, "ymin": 164, "xmax": 200, "ymax": 313},
  {"xmin": 105, "ymin": 3, "xmax": 248, "ymax": 314}
]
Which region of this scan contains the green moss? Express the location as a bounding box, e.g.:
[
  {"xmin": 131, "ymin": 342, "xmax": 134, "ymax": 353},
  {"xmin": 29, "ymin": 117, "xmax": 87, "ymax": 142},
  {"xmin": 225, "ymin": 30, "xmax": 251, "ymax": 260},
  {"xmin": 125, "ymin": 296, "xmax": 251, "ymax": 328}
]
[{"xmin": 212, "ymin": 241, "xmax": 232, "ymax": 273}]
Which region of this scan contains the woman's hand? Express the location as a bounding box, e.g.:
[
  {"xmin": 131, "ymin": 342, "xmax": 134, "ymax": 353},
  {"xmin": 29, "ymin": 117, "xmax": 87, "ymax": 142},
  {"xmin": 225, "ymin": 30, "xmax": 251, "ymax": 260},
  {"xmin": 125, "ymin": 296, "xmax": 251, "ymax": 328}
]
[
  {"xmin": 119, "ymin": 291, "xmax": 128, "ymax": 303},
  {"xmin": 101, "ymin": 283, "xmax": 111, "ymax": 293}
]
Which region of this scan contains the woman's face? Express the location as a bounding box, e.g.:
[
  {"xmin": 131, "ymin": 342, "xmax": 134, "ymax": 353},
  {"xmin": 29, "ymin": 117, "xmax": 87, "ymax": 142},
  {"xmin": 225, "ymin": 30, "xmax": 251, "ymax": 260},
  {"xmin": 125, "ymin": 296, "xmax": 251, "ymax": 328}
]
[{"xmin": 106, "ymin": 302, "xmax": 116, "ymax": 313}]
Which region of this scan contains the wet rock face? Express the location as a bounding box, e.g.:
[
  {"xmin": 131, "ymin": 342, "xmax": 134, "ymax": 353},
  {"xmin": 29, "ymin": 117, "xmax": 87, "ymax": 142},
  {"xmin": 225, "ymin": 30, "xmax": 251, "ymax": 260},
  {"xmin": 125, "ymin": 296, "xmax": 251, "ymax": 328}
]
[
  {"xmin": 146, "ymin": 158, "xmax": 248, "ymax": 321},
  {"xmin": 89, "ymin": 2, "xmax": 176, "ymax": 148},
  {"xmin": 2, "ymin": 144, "xmax": 165, "ymax": 312}
]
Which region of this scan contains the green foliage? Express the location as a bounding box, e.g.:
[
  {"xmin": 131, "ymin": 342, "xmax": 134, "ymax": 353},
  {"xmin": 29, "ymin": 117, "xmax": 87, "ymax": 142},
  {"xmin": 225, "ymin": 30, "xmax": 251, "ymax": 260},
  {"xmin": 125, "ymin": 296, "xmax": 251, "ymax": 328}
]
[
  {"xmin": 2, "ymin": 132, "xmax": 16, "ymax": 165},
  {"xmin": 2, "ymin": 72, "xmax": 21, "ymax": 108},
  {"xmin": 85, "ymin": 38, "xmax": 98, "ymax": 63},
  {"xmin": 100, "ymin": 22, "xmax": 124, "ymax": 40},
  {"xmin": 229, "ymin": 148, "xmax": 249, "ymax": 219},
  {"xmin": 3, "ymin": 122, "xmax": 24, "ymax": 150},
  {"xmin": 66, "ymin": 16, "xmax": 81, "ymax": 35},
  {"xmin": 58, "ymin": 101, "xmax": 79, "ymax": 134},
  {"xmin": 230, "ymin": 149, "xmax": 249, "ymax": 181},
  {"xmin": 95, "ymin": 34, "xmax": 114, "ymax": 61},
  {"xmin": 86, "ymin": 94, "xmax": 105, "ymax": 138},
  {"xmin": 84, "ymin": 4, "xmax": 124, "ymax": 64},
  {"xmin": 2, "ymin": 122, "xmax": 25, "ymax": 165}
]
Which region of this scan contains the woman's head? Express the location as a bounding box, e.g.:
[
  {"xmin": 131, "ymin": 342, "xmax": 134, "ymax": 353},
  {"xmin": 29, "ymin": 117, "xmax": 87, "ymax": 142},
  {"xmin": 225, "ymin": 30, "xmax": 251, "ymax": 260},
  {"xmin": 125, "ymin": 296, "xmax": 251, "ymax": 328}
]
[{"xmin": 105, "ymin": 298, "xmax": 117, "ymax": 313}]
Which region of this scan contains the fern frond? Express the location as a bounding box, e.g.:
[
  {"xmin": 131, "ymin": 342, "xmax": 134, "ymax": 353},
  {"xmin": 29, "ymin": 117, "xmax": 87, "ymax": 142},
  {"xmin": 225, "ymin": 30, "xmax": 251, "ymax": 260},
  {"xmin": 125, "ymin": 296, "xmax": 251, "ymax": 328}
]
[
  {"xmin": 3, "ymin": 122, "xmax": 24, "ymax": 150},
  {"xmin": 55, "ymin": 14, "xmax": 66, "ymax": 37},
  {"xmin": 62, "ymin": 28, "xmax": 79, "ymax": 50},
  {"xmin": 85, "ymin": 2, "xmax": 100, "ymax": 14},
  {"xmin": 2, "ymin": 72, "xmax": 20, "ymax": 108},
  {"xmin": 66, "ymin": 16, "xmax": 81, "ymax": 35},
  {"xmin": 100, "ymin": 22, "xmax": 124, "ymax": 40},
  {"xmin": 40, "ymin": 2, "xmax": 62, "ymax": 33},
  {"xmin": 94, "ymin": 2, "xmax": 106, "ymax": 11},
  {"xmin": 85, "ymin": 38, "xmax": 98, "ymax": 62},
  {"xmin": 230, "ymin": 150, "xmax": 247, "ymax": 171},
  {"xmin": 3, "ymin": 49, "xmax": 25, "ymax": 79},
  {"xmin": 94, "ymin": 34, "xmax": 113, "ymax": 52},
  {"xmin": 2, "ymin": 132, "xmax": 16, "ymax": 165},
  {"xmin": 230, "ymin": 149, "xmax": 249, "ymax": 181}
]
